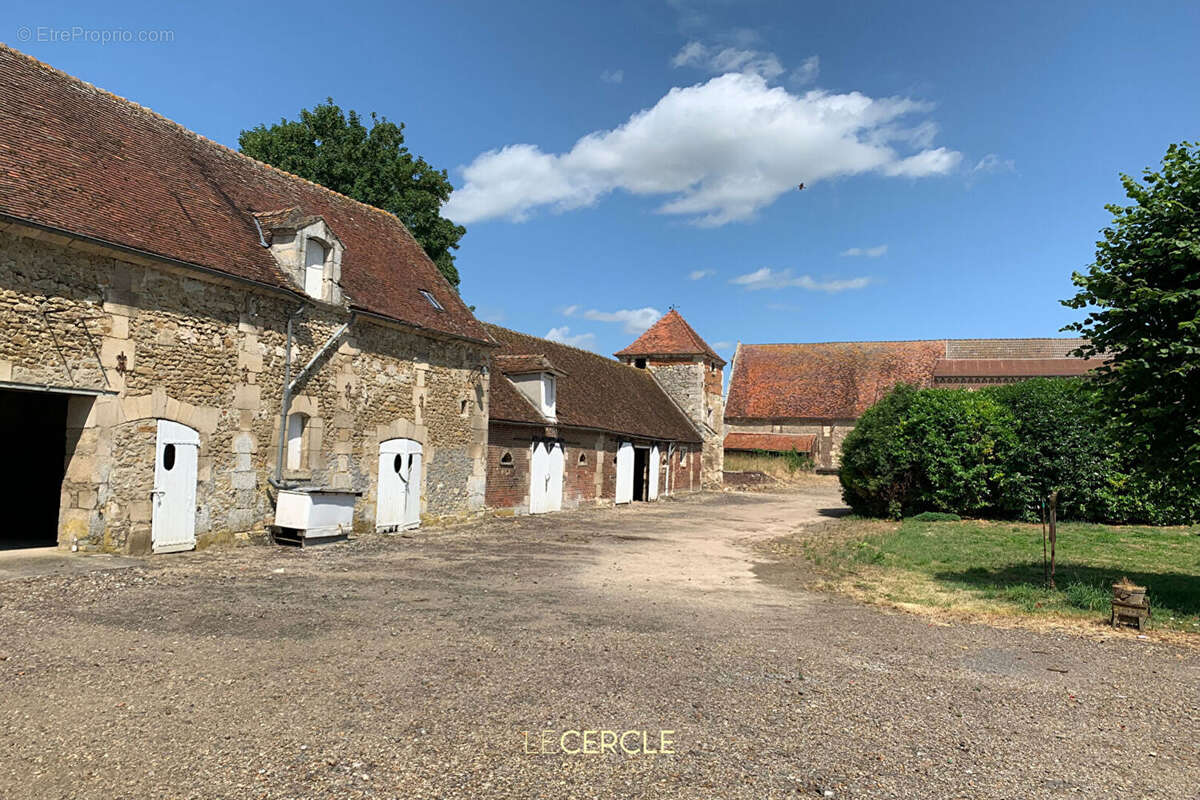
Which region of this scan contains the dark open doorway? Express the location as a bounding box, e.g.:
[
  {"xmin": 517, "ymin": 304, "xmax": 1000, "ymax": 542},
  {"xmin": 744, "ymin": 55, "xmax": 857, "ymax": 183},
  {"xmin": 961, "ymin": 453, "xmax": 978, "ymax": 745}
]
[
  {"xmin": 0, "ymin": 388, "xmax": 70, "ymax": 549},
  {"xmin": 632, "ymin": 446, "xmax": 649, "ymax": 502}
]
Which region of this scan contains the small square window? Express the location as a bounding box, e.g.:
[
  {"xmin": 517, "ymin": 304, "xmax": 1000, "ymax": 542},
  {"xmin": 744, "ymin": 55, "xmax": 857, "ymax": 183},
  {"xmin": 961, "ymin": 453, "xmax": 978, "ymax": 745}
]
[{"xmin": 419, "ymin": 290, "xmax": 444, "ymax": 311}]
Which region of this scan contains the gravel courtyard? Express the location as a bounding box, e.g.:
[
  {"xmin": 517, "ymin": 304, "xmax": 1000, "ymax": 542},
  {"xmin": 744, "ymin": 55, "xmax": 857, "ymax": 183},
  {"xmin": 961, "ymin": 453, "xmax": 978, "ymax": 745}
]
[{"xmin": 1, "ymin": 484, "xmax": 1197, "ymax": 799}]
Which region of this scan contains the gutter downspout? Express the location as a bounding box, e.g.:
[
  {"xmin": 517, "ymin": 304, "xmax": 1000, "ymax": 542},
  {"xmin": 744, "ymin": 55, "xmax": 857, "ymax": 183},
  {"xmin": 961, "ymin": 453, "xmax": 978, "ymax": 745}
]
[
  {"xmin": 270, "ymin": 311, "xmax": 356, "ymax": 490},
  {"xmin": 288, "ymin": 315, "xmax": 354, "ymax": 395},
  {"xmin": 271, "ymin": 305, "xmax": 307, "ymax": 489}
]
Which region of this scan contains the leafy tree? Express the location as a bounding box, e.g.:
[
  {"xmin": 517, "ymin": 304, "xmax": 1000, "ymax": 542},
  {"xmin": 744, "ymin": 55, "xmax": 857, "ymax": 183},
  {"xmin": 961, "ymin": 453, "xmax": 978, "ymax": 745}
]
[
  {"xmin": 239, "ymin": 100, "xmax": 465, "ymax": 289},
  {"xmin": 1063, "ymin": 142, "xmax": 1200, "ymax": 482},
  {"xmin": 982, "ymin": 379, "xmax": 1115, "ymax": 521},
  {"xmin": 839, "ymin": 385, "xmax": 1019, "ymax": 519}
]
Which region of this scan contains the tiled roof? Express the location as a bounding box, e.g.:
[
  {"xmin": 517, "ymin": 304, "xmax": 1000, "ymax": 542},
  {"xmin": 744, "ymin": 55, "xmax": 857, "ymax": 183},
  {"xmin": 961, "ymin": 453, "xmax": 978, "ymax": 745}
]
[
  {"xmin": 944, "ymin": 339, "xmax": 1084, "ymax": 359},
  {"xmin": 933, "ymin": 358, "xmax": 1096, "ymax": 378},
  {"xmin": 485, "ymin": 324, "xmax": 700, "ymax": 442},
  {"xmin": 726, "ymin": 341, "xmax": 946, "ymax": 420},
  {"xmin": 488, "ymin": 373, "xmax": 547, "ymax": 425},
  {"xmin": 724, "ymin": 433, "xmax": 815, "ymax": 453},
  {"xmin": 0, "ymin": 45, "xmax": 491, "ymax": 344},
  {"xmin": 494, "ymin": 354, "xmax": 567, "ymax": 376},
  {"xmin": 615, "ymin": 310, "xmax": 726, "ymax": 366},
  {"xmin": 727, "ymin": 339, "xmax": 1093, "ymax": 421}
]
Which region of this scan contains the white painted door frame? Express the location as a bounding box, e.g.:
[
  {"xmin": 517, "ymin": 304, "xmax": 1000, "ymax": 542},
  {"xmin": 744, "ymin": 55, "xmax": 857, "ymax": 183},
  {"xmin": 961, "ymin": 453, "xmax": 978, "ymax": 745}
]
[
  {"xmin": 377, "ymin": 438, "xmax": 422, "ymax": 530},
  {"xmin": 546, "ymin": 441, "xmax": 564, "ymax": 513},
  {"xmin": 529, "ymin": 439, "xmax": 563, "ymax": 514},
  {"xmin": 648, "ymin": 443, "xmax": 660, "ymax": 501},
  {"xmin": 615, "ymin": 441, "xmax": 634, "ymax": 504},
  {"xmin": 151, "ymin": 419, "xmax": 199, "ymax": 554}
]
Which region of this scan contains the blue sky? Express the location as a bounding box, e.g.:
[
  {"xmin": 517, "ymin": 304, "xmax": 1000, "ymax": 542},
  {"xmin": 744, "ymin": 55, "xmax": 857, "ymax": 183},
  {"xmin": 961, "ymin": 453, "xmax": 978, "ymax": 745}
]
[{"xmin": 7, "ymin": 1, "xmax": 1199, "ymax": 360}]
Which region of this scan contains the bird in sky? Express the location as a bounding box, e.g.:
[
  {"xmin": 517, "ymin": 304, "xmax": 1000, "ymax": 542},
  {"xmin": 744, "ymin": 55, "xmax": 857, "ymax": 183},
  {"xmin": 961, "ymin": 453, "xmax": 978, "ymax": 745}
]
[{"xmin": 797, "ymin": 183, "xmax": 805, "ymax": 191}]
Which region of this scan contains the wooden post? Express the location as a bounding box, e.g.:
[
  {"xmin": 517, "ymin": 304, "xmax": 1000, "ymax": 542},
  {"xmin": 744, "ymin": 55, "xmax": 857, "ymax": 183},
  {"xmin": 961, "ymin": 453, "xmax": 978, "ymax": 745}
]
[
  {"xmin": 1041, "ymin": 498, "xmax": 1049, "ymax": 587},
  {"xmin": 1048, "ymin": 490, "xmax": 1058, "ymax": 590}
]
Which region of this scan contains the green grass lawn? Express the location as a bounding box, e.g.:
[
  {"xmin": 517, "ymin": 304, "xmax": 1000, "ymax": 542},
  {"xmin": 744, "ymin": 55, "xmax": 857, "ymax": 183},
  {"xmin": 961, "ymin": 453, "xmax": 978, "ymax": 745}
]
[{"xmin": 789, "ymin": 517, "xmax": 1200, "ymax": 632}]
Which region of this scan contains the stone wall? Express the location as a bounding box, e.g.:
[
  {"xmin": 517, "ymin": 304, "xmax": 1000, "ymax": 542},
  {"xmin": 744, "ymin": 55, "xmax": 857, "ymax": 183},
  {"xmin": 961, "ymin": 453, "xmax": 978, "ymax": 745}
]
[
  {"xmin": 645, "ymin": 357, "xmax": 724, "ymax": 488},
  {"xmin": 0, "ymin": 225, "xmax": 490, "ymax": 554}
]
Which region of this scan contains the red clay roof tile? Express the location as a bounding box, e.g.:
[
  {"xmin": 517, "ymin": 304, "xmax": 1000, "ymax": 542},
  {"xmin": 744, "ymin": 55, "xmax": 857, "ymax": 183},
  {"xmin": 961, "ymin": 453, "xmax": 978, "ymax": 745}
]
[
  {"xmin": 0, "ymin": 45, "xmax": 491, "ymax": 344},
  {"xmin": 728, "ymin": 340, "xmax": 1093, "ymax": 421},
  {"xmin": 724, "ymin": 433, "xmax": 815, "ymax": 453},
  {"xmin": 615, "ymin": 310, "xmax": 725, "ymax": 365},
  {"xmin": 933, "ymin": 358, "xmax": 1096, "ymax": 378},
  {"xmin": 726, "ymin": 341, "xmax": 946, "ymax": 420}
]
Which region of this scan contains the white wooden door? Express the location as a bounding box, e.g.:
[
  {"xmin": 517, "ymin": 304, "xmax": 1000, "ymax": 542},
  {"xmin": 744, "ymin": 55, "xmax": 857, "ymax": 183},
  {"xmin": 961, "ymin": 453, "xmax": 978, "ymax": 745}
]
[
  {"xmin": 404, "ymin": 449, "xmax": 421, "ymax": 529},
  {"xmin": 546, "ymin": 442, "xmax": 564, "ymax": 512},
  {"xmin": 377, "ymin": 438, "xmax": 422, "ymax": 530},
  {"xmin": 648, "ymin": 444, "xmax": 660, "ymax": 501},
  {"xmin": 529, "ymin": 440, "xmax": 549, "ymax": 514},
  {"xmin": 615, "ymin": 441, "xmax": 634, "ymax": 504},
  {"xmin": 151, "ymin": 419, "xmax": 199, "ymax": 554}
]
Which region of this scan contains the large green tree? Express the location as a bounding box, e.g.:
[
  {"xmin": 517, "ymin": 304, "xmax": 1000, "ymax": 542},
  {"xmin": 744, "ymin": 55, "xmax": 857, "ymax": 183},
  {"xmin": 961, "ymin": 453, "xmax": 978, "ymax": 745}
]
[
  {"xmin": 1063, "ymin": 142, "xmax": 1200, "ymax": 480},
  {"xmin": 239, "ymin": 100, "xmax": 465, "ymax": 289}
]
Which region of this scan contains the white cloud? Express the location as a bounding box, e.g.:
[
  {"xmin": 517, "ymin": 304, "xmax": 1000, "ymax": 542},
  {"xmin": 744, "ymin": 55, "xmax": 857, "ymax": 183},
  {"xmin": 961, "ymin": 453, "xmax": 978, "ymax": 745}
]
[
  {"xmin": 561, "ymin": 304, "xmax": 580, "ymax": 316},
  {"xmin": 840, "ymin": 244, "xmax": 888, "ymax": 258},
  {"xmin": 790, "ymin": 55, "xmax": 819, "ymax": 85},
  {"xmin": 672, "ymin": 41, "xmax": 786, "ymax": 80},
  {"xmin": 712, "ymin": 340, "xmax": 733, "ymax": 349},
  {"xmin": 600, "ymin": 69, "xmax": 624, "ymax": 84},
  {"xmin": 882, "ymin": 147, "xmax": 961, "ymax": 177},
  {"xmin": 731, "ymin": 267, "xmax": 871, "ymax": 293},
  {"xmin": 544, "ymin": 326, "xmax": 597, "ymax": 350},
  {"xmin": 971, "ymin": 153, "xmax": 1015, "ymax": 174},
  {"xmin": 688, "ymin": 268, "xmax": 716, "ymax": 280},
  {"xmin": 580, "ymin": 307, "xmax": 662, "ymax": 335},
  {"xmin": 444, "ymin": 72, "xmax": 961, "ymax": 227}
]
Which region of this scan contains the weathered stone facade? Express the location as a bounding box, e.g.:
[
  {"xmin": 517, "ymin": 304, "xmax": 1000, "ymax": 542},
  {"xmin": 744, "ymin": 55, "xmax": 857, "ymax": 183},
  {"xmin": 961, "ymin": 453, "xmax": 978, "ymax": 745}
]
[
  {"xmin": 0, "ymin": 224, "xmax": 489, "ymax": 554},
  {"xmin": 639, "ymin": 357, "xmax": 724, "ymax": 487}
]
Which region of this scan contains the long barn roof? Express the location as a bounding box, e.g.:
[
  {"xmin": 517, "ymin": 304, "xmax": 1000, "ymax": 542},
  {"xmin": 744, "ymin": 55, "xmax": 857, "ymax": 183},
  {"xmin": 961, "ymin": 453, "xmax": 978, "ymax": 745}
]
[
  {"xmin": 727, "ymin": 339, "xmax": 1092, "ymax": 420},
  {"xmin": 0, "ymin": 45, "xmax": 491, "ymax": 344},
  {"xmin": 486, "ymin": 324, "xmax": 701, "ymax": 442}
]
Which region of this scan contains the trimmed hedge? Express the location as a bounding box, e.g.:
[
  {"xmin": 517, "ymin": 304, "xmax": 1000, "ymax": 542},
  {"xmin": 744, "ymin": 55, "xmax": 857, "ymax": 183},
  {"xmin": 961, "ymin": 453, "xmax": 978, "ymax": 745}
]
[{"xmin": 838, "ymin": 379, "xmax": 1200, "ymax": 524}]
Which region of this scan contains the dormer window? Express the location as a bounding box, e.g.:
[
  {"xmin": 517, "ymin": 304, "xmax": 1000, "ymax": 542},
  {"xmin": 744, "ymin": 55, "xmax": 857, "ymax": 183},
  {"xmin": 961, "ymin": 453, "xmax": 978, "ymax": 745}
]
[
  {"xmin": 255, "ymin": 208, "xmax": 345, "ymax": 305},
  {"xmin": 420, "ymin": 290, "xmax": 444, "ymax": 311},
  {"xmin": 494, "ymin": 354, "xmax": 566, "ymax": 424},
  {"xmin": 304, "ymin": 239, "xmax": 327, "ymax": 299}
]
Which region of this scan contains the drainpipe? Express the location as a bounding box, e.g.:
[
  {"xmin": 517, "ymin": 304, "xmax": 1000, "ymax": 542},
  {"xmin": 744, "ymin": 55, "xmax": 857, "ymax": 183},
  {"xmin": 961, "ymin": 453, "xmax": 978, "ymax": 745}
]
[
  {"xmin": 288, "ymin": 314, "xmax": 354, "ymax": 395},
  {"xmin": 271, "ymin": 305, "xmax": 306, "ymax": 489}
]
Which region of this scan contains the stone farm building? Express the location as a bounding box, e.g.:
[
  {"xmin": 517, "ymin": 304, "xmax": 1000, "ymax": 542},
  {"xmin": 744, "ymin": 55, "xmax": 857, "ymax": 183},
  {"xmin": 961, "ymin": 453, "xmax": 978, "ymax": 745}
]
[
  {"xmin": 485, "ymin": 313, "xmax": 719, "ymax": 514},
  {"xmin": 725, "ymin": 338, "xmax": 1092, "ymax": 470},
  {"xmin": 0, "ymin": 45, "xmax": 495, "ymax": 553}
]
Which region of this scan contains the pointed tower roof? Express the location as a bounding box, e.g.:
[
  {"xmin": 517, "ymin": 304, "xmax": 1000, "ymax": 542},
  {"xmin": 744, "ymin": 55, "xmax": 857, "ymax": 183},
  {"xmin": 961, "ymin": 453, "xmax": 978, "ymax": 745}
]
[{"xmin": 615, "ymin": 310, "xmax": 726, "ymax": 366}]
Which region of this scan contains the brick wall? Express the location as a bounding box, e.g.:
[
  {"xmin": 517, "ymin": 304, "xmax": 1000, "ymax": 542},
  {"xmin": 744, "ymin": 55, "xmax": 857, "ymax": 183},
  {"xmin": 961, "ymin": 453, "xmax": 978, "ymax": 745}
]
[
  {"xmin": 485, "ymin": 422, "xmax": 532, "ymax": 513},
  {"xmin": 562, "ymin": 432, "xmax": 602, "ymax": 508}
]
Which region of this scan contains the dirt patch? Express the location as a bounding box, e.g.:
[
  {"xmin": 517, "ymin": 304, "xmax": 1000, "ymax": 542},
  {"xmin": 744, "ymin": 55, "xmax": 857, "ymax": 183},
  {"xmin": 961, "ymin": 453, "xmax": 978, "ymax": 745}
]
[{"xmin": 2, "ymin": 488, "xmax": 1198, "ymax": 799}]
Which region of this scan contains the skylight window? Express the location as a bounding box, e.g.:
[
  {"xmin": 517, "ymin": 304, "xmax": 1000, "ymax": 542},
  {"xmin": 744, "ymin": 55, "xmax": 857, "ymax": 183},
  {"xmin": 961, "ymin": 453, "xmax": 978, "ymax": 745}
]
[{"xmin": 420, "ymin": 290, "xmax": 444, "ymax": 311}]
